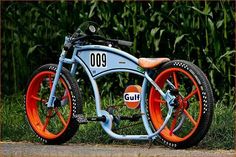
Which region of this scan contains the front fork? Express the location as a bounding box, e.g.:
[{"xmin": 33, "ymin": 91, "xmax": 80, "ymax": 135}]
[{"xmin": 47, "ymin": 50, "xmax": 67, "ymax": 108}]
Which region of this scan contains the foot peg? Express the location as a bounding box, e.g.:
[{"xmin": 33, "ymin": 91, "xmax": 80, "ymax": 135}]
[
  {"xmin": 75, "ymin": 114, "xmax": 88, "ymax": 124},
  {"xmin": 87, "ymin": 116, "xmax": 106, "ymax": 122},
  {"xmin": 75, "ymin": 114, "xmax": 107, "ymax": 124}
]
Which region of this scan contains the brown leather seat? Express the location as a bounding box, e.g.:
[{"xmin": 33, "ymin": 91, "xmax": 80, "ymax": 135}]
[{"xmin": 138, "ymin": 58, "xmax": 170, "ymax": 69}]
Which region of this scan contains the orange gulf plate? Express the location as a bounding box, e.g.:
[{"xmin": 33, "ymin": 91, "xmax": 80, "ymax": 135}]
[{"xmin": 124, "ymin": 85, "xmax": 142, "ymax": 109}]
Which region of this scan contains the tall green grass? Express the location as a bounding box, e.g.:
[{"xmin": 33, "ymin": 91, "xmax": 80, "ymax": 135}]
[
  {"xmin": 1, "ymin": 94, "xmax": 36, "ymax": 142},
  {"xmin": 198, "ymin": 88, "xmax": 235, "ymax": 149},
  {"xmin": 1, "ymin": 92, "xmax": 235, "ymax": 149}
]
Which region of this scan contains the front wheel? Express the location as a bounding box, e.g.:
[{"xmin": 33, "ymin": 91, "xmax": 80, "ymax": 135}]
[
  {"xmin": 148, "ymin": 60, "xmax": 214, "ymax": 149},
  {"xmin": 25, "ymin": 64, "xmax": 82, "ymax": 144}
]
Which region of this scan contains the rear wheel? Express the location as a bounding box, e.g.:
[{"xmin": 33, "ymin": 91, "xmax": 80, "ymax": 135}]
[
  {"xmin": 25, "ymin": 64, "xmax": 82, "ymax": 144},
  {"xmin": 148, "ymin": 60, "xmax": 214, "ymax": 148}
]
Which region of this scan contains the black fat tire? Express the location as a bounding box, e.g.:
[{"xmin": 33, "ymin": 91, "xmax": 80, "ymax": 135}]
[
  {"xmin": 24, "ymin": 64, "xmax": 82, "ymax": 144},
  {"xmin": 148, "ymin": 60, "xmax": 214, "ymax": 149}
]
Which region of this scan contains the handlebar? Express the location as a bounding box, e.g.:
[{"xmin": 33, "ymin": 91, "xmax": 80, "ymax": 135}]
[
  {"xmin": 64, "ymin": 35, "xmax": 133, "ymax": 51},
  {"xmin": 117, "ymin": 40, "xmax": 133, "ymax": 47}
]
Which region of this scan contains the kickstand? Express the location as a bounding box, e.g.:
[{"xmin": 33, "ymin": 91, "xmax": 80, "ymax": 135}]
[{"xmin": 148, "ymin": 139, "xmax": 153, "ymax": 149}]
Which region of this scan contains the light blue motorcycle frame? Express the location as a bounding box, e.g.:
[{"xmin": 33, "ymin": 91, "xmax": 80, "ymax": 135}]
[{"xmin": 47, "ymin": 36, "xmax": 176, "ymax": 141}]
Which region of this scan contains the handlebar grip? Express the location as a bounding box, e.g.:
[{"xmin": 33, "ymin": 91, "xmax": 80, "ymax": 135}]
[{"xmin": 117, "ymin": 40, "xmax": 133, "ymax": 47}]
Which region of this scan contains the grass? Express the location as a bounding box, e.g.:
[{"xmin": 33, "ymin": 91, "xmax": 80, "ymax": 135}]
[
  {"xmin": 198, "ymin": 94, "xmax": 235, "ymax": 149},
  {"xmin": 0, "ymin": 93, "xmax": 36, "ymax": 142},
  {"xmin": 0, "ymin": 92, "xmax": 235, "ymax": 149}
]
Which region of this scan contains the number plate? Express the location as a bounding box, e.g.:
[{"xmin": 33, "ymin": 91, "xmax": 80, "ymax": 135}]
[{"xmin": 90, "ymin": 52, "xmax": 107, "ymax": 68}]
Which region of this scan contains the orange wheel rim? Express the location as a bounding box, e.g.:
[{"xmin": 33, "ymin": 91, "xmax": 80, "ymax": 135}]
[
  {"xmin": 149, "ymin": 68, "xmax": 202, "ymax": 142},
  {"xmin": 26, "ymin": 71, "xmax": 72, "ymax": 139}
]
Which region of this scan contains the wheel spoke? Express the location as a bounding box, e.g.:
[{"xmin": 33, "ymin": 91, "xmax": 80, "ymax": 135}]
[
  {"xmin": 184, "ymin": 89, "xmax": 198, "ymax": 101},
  {"xmin": 169, "ymin": 108, "xmax": 181, "ymax": 136},
  {"xmin": 31, "ymin": 95, "xmax": 47, "ymax": 104},
  {"xmin": 48, "ymin": 74, "xmax": 53, "ymax": 90},
  {"xmin": 173, "ymin": 72, "xmax": 179, "ymax": 89},
  {"xmin": 42, "ymin": 110, "xmax": 53, "ymax": 131},
  {"xmin": 154, "ymin": 98, "xmax": 166, "ymax": 104},
  {"xmin": 61, "ymin": 91, "xmax": 69, "ymax": 100},
  {"xmin": 183, "ymin": 109, "xmax": 197, "ymax": 126},
  {"xmin": 55, "ymin": 108, "xmax": 67, "ymax": 127},
  {"xmin": 42, "ymin": 117, "xmax": 51, "ymax": 131}
]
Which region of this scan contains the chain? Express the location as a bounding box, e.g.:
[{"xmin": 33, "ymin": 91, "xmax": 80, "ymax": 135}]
[{"xmin": 106, "ymin": 103, "xmax": 143, "ymax": 132}]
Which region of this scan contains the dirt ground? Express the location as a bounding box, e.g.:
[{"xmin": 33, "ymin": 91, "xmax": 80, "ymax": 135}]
[{"xmin": 0, "ymin": 142, "xmax": 235, "ymax": 157}]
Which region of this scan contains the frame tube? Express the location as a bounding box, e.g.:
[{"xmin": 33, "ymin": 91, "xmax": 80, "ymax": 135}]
[{"xmin": 49, "ymin": 43, "xmax": 175, "ymax": 140}]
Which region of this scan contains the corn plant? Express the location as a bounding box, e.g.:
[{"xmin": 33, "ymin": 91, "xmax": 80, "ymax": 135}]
[{"xmin": 1, "ymin": 1, "xmax": 235, "ymax": 104}]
